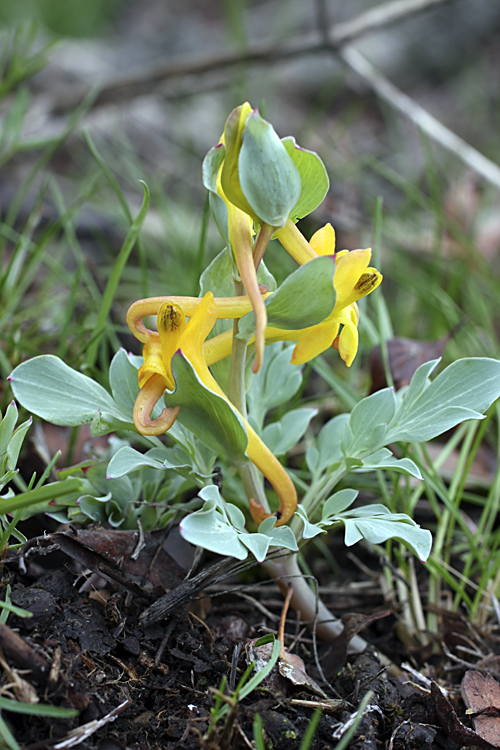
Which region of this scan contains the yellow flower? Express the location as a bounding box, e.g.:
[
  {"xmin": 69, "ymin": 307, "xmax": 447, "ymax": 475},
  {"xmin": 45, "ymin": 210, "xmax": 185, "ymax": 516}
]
[
  {"xmin": 265, "ymin": 223, "xmax": 382, "ymax": 366},
  {"xmin": 130, "ymin": 293, "xmax": 297, "ymax": 526}
]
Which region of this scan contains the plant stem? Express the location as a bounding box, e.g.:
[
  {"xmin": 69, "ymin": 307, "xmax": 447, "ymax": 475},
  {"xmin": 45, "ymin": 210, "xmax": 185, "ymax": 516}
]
[
  {"xmin": 263, "ymin": 552, "xmax": 367, "ymax": 650},
  {"xmin": 253, "ymin": 223, "xmax": 274, "ymax": 270},
  {"xmin": 290, "ymin": 465, "xmax": 347, "ymax": 537},
  {"xmin": 227, "ymin": 279, "xmax": 270, "ymax": 514}
]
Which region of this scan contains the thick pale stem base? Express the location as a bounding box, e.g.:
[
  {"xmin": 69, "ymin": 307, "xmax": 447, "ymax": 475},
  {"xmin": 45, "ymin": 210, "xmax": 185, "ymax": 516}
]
[{"xmin": 263, "ymin": 552, "xmax": 367, "ymax": 652}]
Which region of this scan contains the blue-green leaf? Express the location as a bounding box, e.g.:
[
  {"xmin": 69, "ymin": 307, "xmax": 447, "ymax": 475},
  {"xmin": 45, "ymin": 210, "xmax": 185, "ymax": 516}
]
[
  {"xmin": 239, "ymin": 111, "xmax": 301, "ymax": 228},
  {"xmin": 322, "ymin": 489, "xmax": 358, "ymax": 519},
  {"xmin": 345, "ymin": 388, "xmax": 397, "ymax": 456},
  {"xmin": 179, "ymin": 499, "xmax": 248, "ymax": 559},
  {"xmin": 9, "ymin": 355, "xmax": 126, "ymax": 426},
  {"xmin": 247, "ymin": 343, "xmax": 303, "ymax": 430},
  {"xmin": 262, "ymin": 408, "xmax": 317, "ymax": 455},
  {"xmin": 316, "ymin": 413, "xmax": 350, "ymax": 474},
  {"xmin": 387, "ymin": 358, "xmax": 500, "ymax": 443},
  {"xmin": 238, "ymin": 255, "xmax": 336, "ymax": 339},
  {"xmin": 353, "ymin": 448, "xmax": 422, "ymax": 479},
  {"xmin": 164, "ymin": 354, "xmax": 248, "ymax": 465},
  {"xmin": 338, "ymin": 506, "xmax": 432, "ymax": 561}
]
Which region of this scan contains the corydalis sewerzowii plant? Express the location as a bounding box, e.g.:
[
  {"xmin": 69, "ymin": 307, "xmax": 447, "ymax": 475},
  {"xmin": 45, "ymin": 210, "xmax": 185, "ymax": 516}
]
[
  {"xmin": 8, "ymin": 103, "xmax": 500, "ymax": 649},
  {"xmin": 127, "ymin": 103, "xmax": 381, "ymax": 528}
]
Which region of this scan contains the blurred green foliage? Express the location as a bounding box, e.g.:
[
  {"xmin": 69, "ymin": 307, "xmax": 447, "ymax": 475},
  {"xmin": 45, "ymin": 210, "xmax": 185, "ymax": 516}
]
[{"xmin": 0, "ymin": 0, "xmax": 123, "ymax": 37}]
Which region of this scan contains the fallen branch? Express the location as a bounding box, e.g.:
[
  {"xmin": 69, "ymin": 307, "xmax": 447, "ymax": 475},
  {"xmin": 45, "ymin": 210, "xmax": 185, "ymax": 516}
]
[
  {"xmin": 339, "ymin": 44, "xmax": 500, "ymax": 192},
  {"xmin": 51, "ymin": 0, "xmax": 454, "ymax": 114}
]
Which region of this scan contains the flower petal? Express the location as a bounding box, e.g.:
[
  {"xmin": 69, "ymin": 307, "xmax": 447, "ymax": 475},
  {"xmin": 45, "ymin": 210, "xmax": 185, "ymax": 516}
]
[
  {"xmin": 290, "ymin": 319, "xmax": 340, "ymax": 365},
  {"xmin": 334, "ymin": 249, "xmax": 371, "ymax": 307},
  {"xmin": 335, "ymin": 314, "xmax": 359, "ymax": 367},
  {"xmin": 138, "ymin": 342, "xmax": 170, "ymax": 389},
  {"xmin": 309, "ymin": 222, "xmax": 336, "ymax": 256},
  {"xmin": 133, "ymin": 373, "xmax": 181, "ymax": 436},
  {"xmin": 157, "ymin": 302, "xmax": 186, "ymax": 388}
]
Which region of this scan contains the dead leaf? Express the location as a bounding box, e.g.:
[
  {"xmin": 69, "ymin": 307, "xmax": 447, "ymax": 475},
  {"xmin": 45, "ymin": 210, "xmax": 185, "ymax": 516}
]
[
  {"xmin": 278, "ymin": 651, "xmax": 327, "ymax": 697},
  {"xmin": 244, "ymin": 640, "xmax": 326, "ymax": 697},
  {"xmin": 431, "ymin": 680, "xmax": 497, "ymax": 748},
  {"xmin": 461, "ymin": 670, "xmax": 500, "ymax": 748},
  {"xmin": 21, "ymin": 527, "xmax": 187, "ymax": 600}
]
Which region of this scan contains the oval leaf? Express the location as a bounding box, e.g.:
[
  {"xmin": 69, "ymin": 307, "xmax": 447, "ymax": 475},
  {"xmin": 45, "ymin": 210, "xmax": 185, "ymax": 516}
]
[
  {"xmin": 282, "ymin": 136, "xmax": 330, "ymax": 222},
  {"xmin": 9, "ymin": 355, "xmax": 124, "ymax": 426}
]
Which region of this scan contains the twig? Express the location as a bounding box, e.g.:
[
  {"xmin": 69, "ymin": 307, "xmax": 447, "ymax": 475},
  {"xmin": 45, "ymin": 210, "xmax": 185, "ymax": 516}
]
[
  {"xmin": 278, "ymin": 583, "xmax": 293, "ymax": 659},
  {"xmin": 51, "ymin": 0, "xmax": 454, "ymax": 114},
  {"xmin": 339, "ymin": 44, "xmax": 500, "ymax": 191}
]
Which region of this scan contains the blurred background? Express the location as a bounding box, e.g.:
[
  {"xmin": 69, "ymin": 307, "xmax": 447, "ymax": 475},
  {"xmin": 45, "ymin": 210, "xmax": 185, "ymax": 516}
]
[{"xmin": 1, "ymin": 0, "xmax": 500, "ymax": 382}]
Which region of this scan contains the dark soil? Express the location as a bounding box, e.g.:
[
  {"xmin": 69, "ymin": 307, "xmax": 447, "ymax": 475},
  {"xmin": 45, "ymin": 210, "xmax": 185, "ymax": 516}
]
[{"xmin": 1, "ymin": 525, "xmax": 499, "ymax": 750}]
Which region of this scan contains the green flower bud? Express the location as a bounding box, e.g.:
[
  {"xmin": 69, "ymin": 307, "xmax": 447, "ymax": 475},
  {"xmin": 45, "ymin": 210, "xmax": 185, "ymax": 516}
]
[{"xmin": 221, "ymin": 104, "xmax": 301, "ymax": 228}]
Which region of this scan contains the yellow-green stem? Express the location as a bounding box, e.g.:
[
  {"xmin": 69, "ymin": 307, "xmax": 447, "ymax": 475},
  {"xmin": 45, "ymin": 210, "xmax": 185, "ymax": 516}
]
[{"xmin": 227, "ymin": 278, "xmax": 270, "ymax": 515}]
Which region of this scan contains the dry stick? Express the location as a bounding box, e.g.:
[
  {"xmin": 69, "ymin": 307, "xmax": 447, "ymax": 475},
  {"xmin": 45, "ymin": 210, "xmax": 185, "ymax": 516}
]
[
  {"xmin": 52, "ymin": 0, "xmax": 454, "ymax": 114},
  {"xmin": 339, "ymin": 44, "xmax": 500, "ymax": 192},
  {"xmin": 278, "ymin": 583, "xmax": 294, "ymax": 660}
]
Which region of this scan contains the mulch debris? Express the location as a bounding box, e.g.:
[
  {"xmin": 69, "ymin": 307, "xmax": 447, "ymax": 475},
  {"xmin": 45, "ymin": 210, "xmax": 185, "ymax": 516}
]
[{"xmin": 0, "ymin": 527, "xmax": 499, "ymax": 749}]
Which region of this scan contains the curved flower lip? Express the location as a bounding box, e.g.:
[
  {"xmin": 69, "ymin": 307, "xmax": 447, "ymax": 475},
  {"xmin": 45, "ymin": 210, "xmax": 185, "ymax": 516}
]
[
  {"xmin": 132, "ymin": 292, "xmax": 297, "ymax": 526},
  {"xmin": 127, "ymin": 293, "xmax": 271, "ymax": 344}
]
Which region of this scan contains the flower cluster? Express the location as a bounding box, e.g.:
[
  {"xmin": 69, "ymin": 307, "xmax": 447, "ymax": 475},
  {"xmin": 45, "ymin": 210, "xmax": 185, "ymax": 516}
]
[{"xmin": 127, "ymin": 104, "xmax": 382, "ymax": 527}]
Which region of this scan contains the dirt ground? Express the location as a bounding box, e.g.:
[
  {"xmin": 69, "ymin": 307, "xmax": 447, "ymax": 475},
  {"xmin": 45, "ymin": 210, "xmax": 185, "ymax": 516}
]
[{"xmin": 1, "ymin": 521, "xmax": 499, "ymax": 750}]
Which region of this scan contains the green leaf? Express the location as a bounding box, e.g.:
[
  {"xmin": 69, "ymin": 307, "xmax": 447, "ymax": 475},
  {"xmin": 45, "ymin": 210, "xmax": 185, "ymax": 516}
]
[
  {"xmin": 90, "ymin": 411, "xmax": 135, "ymax": 437},
  {"xmin": 262, "ymin": 408, "xmax": 317, "ymax": 455},
  {"xmin": 200, "ymin": 248, "xmax": 276, "ymax": 394},
  {"xmin": 0, "ymin": 402, "xmax": 19, "ymax": 455},
  {"xmin": 322, "ymin": 489, "xmax": 358, "ymax": 519},
  {"xmin": 202, "ymin": 143, "xmax": 225, "ymax": 194},
  {"xmin": 181, "ymin": 487, "xmax": 298, "ymax": 561},
  {"xmin": 6, "ymin": 417, "xmax": 32, "ymax": 472},
  {"xmin": 305, "ymin": 445, "xmax": 320, "ymax": 476},
  {"xmin": 0, "ymin": 697, "xmax": 78, "ymax": 717},
  {"xmin": 316, "ymin": 413, "xmax": 350, "ymax": 474},
  {"xmin": 239, "ymin": 111, "xmax": 301, "ymax": 228},
  {"xmin": 282, "ymin": 136, "xmax": 330, "ymax": 222},
  {"xmin": 295, "ymin": 505, "xmax": 326, "ymax": 539},
  {"xmin": 257, "ymin": 519, "xmax": 298, "ymax": 552},
  {"xmin": 107, "ymin": 446, "xmax": 167, "ymax": 477},
  {"xmin": 247, "ymin": 343, "xmax": 303, "ymax": 429},
  {"xmin": 8, "ymin": 355, "xmax": 126, "ymax": 426},
  {"xmin": 108, "ymin": 348, "xmax": 142, "ymax": 419},
  {"xmin": 396, "ymin": 358, "xmax": 440, "ymax": 412},
  {"xmin": 200, "ymin": 246, "xmax": 235, "ymax": 298},
  {"xmin": 386, "ymin": 358, "xmax": 500, "ymax": 443},
  {"xmin": 238, "ymin": 255, "xmax": 336, "ymax": 339},
  {"xmin": 110, "ymin": 444, "xmax": 205, "ymax": 481},
  {"xmin": 338, "ymin": 506, "xmax": 432, "ymax": 561},
  {"xmin": 179, "ymin": 499, "xmax": 248, "ymax": 559},
  {"xmin": 344, "ymin": 388, "xmax": 397, "ymax": 456},
  {"xmin": 0, "ymin": 713, "xmax": 20, "ymax": 750},
  {"xmin": 239, "ymin": 532, "xmax": 272, "ymax": 562},
  {"xmin": 353, "ymin": 448, "xmax": 422, "ymax": 479},
  {"xmin": 163, "ymin": 354, "xmax": 249, "ymax": 465}
]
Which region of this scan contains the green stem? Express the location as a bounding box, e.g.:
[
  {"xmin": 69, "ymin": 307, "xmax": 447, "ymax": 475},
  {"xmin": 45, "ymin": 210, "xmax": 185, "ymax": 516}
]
[{"xmin": 290, "ymin": 465, "xmax": 347, "ymax": 538}]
